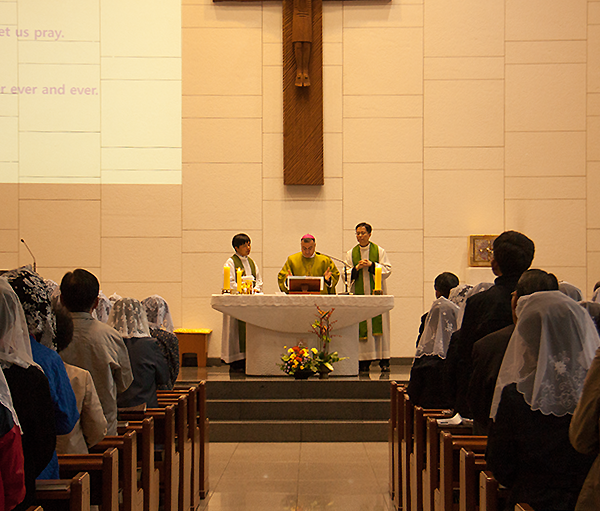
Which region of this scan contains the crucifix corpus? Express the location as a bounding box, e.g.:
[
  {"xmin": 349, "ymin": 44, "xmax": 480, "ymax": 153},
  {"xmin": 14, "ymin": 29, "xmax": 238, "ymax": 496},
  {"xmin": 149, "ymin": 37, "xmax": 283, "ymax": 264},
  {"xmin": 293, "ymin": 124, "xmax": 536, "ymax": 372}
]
[{"xmin": 215, "ymin": 0, "xmax": 325, "ymax": 185}]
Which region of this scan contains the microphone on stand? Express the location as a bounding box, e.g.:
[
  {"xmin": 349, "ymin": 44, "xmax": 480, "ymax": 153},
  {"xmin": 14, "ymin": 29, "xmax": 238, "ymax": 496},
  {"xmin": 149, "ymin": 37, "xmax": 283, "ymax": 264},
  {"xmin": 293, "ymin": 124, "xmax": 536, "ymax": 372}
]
[
  {"xmin": 20, "ymin": 239, "xmax": 37, "ymax": 272},
  {"xmin": 317, "ymin": 253, "xmax": 353, "ymax": 295}
]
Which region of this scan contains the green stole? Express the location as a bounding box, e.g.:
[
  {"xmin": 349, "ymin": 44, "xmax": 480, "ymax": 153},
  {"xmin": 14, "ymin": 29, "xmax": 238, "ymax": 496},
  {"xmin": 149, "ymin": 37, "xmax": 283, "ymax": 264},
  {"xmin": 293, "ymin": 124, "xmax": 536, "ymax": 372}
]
[
  {"xmin": 352, "ymin": 243, "xmax": 383, "ymax": 340},
  {"xmin": 231, "ymin": 254, "xmax": 257, "ymax": 352}
]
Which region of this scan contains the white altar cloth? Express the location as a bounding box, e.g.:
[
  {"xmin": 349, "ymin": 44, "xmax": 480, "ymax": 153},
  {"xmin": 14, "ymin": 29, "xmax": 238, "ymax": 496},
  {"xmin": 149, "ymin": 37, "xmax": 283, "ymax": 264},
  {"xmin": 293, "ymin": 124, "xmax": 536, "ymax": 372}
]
[{"xmin": 211, "ymin": 294, "xmax": 395, "ymax": 376}]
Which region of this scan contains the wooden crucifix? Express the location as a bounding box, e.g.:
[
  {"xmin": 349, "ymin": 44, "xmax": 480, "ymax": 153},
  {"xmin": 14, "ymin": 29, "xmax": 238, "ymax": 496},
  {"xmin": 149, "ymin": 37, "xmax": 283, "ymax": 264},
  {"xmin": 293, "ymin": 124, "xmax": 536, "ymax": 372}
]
[{"xmin": 214, "ymin": 0, "xmax": 324, "ymax": 185}]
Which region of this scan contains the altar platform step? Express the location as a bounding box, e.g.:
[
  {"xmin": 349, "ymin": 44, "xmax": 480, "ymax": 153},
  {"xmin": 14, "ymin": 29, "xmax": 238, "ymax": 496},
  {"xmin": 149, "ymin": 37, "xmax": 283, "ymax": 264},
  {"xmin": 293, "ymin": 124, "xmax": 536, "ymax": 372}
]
[{"xmin": 205, "ymin": 378, "xmax": 391, "ymax": 442}]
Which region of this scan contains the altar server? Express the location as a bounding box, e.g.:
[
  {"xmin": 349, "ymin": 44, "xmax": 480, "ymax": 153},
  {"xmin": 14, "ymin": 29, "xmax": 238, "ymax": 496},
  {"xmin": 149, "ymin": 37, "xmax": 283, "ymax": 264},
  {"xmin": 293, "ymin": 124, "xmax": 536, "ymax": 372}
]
[
  {"xmin": 278, "ymin": 234, "xmax": 339, "ymax": 295},
  {"xmin": 345, "ymin": 223, "xmax": 392, "ymax": 372},
  {"xmin": 222, "ymin": 234, "xmax": 263, "ymax": 372}
]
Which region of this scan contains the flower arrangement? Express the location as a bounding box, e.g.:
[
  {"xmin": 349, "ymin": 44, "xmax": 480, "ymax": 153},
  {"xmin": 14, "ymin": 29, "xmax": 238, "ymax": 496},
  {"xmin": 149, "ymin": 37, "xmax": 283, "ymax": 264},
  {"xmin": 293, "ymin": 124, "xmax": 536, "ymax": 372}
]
[
  {"xmin": 279, "ymin": 306, "xmax": 346, "ymax": 378},
  {"xmin": 310, "ymin": 306, "xmax": 343, "ymax": 373},
  {"xmin": 279, "ymin": 343, "xmax": 315, "ymax": 376}
]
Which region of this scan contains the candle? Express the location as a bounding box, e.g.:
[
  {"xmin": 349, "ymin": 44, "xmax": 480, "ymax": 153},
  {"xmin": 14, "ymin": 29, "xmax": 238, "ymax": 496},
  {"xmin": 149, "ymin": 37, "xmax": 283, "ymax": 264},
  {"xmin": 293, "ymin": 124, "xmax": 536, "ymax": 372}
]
[
  {"xmin": 374, "ymin": 266, "xmax": 382, "ymax": 292},
  {"xmin": 223, "ymin": 266, "xmax": 230, "ymax": 290},
  {"xmin": 236, "ymin": 267, "xmax": 243, "ymax": 293}
]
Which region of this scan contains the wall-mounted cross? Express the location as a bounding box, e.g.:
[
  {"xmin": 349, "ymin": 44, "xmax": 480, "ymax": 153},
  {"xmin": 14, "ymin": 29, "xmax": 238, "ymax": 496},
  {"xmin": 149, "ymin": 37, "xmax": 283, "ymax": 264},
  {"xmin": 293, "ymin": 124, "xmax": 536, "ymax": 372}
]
[{"xmin": 215, "ymin": 0, "xmax": 325, "ymax": 185}]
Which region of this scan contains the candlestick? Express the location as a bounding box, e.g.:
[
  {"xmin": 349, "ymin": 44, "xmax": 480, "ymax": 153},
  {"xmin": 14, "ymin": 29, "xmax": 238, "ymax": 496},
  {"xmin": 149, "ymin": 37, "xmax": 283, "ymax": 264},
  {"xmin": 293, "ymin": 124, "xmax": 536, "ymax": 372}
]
[
  {"xmin": 223, "ymin": 266, "xmax": 230, "ymax": 291},
  {"xmin": 236, "ymin": 267, "xmax": 243, "ymax": 294},
  {"xmin": 374, "ymin": 266, "xmax": 382, "ymax": 293}
]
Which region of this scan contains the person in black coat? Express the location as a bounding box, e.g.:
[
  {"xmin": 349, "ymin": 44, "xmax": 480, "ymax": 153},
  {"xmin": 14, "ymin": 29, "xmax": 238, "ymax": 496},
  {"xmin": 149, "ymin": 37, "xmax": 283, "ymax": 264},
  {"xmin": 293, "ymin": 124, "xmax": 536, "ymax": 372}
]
[
  {"xmin": 446, "ymin": 230, "xmax": 535, "ymax": 417},
  {"xmin": 468, "ymin": 269, "xmax": 559, "ymax": 435}
]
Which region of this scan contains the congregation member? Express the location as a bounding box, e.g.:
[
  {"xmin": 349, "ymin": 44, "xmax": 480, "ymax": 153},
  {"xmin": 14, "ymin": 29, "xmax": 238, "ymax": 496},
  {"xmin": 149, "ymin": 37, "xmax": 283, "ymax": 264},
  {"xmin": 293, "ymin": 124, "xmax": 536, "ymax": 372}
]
[
  {"xmin": 345, "ymin": 222, "xmax": 393, "ymax": 373},
  {"xmin": 0, "ymin": 395, "xmax": 25, "ymax": 511},
  {"xmin": 0, "ymin": 279, "xmax": 55, "ymax": 510},
  {"xmin": 446, "ymin": 230, "xmax": 535, "ymax": 417},
  {"xmin": 468, "ymin": 269, "xmax": 559, "ymax": 435},
  {"xmin": 142, "ymin": 295, "xmax": 180, "ymax": 388},
  {"xmin": 407, "ymin": 272, "xmax": 460, "ymax": 408},
  {"xmin": 54, "ymin": 307, "xmax": 107, "ymax": 454},
  {"xmin": 559, "ymin": 281, "xmax": 583, "ymax": 302},
  {"xmin": 570, "ymin": 339, "xmax": 600, "ymax": 509},
  {"xmin": 108, "ymin": 298, "xmax": 170, "ymax": 410},
  {"xmin": 92, "ymin": 291, "xmax": 113, "ymax": 323},
  {"xmin": 486, "ymin": 290, "xmax": 598, "ymax": 511},
  {"xmin": 59, "ymin": 269, "xmax": 133, "ymax": 435},
  {"xmin": 415, "ymin": 272, "xmax": 459, "ymax": 347},
  {"xmin": 278, "ymin": 234, "xmax": 340, "ymax": 295},
  {"xmin": 4, "ymin": 267, "xmax": 79, "ymax": 480},
  {"xmin": 222, "ymin": 233, "xmax": 263, "ymax": 372},
  {"xmin": 579, "ymin": 300, "xmax": 600, "ymax": 335}
]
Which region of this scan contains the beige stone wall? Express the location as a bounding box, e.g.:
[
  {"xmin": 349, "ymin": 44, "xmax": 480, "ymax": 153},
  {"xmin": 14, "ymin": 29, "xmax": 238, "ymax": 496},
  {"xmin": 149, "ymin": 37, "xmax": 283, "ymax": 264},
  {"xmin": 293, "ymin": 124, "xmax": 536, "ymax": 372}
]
[{"xmin": 1, "ymin": 0, "xmax": 599, "ymax": 357}]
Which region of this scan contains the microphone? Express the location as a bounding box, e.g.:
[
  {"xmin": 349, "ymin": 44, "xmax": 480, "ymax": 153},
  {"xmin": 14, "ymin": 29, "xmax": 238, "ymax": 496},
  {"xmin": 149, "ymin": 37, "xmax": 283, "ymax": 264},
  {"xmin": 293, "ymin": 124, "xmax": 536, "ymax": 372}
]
[
  {"xmin": 317, "ymin": 253, "xmax": 352, "ymax": 268},
  {"xmin": 20, "ymin": 239, "xmax": 36, "ymax": 272},
  {"xmin": 317, "ymin": 253, "xmax": 353, "ymax": 295}
]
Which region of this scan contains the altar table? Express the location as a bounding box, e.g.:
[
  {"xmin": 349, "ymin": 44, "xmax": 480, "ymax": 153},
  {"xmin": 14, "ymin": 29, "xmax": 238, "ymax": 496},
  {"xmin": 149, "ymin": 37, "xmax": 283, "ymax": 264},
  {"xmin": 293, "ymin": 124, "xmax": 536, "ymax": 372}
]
[{"xmin": 211, "ymin": 294, "xmax": 395, "ymax": 376}]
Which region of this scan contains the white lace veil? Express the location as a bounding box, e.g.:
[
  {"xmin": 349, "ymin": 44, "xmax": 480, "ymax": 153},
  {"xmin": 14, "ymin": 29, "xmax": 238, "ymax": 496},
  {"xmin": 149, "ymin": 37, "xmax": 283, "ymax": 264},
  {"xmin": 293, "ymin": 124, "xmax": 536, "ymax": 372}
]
[
  {"xmin": 449, "ymin": 284, "xmax": 472, "ymax": 308},
  {"xmin": 455, "ymin": 282, "xmax": 493, "ymax": 327},
  {"xmin": 559, "ymin": 281, "xmax": 583, "ymax": 302},
  {"xmin": 108, "ymin": 298, "xmax": 151, "ymax": 339},
  {"xmin": 415, "ymin": 297, "xmax": 459, "ymax": 359},
  {"xmin": 92, "ymin": 291, "xmax": 112, "ymax": 323},
  {"xmin": 141, "ymin": 295, "xmax": 174, "ymax": 332},
  {"xmin": 490, "ymin": 290, "xmax": 600, "ymax": 419},
  {"xmin": 0, "ymin": 278, "xmax": 36, "ymax": 370}
]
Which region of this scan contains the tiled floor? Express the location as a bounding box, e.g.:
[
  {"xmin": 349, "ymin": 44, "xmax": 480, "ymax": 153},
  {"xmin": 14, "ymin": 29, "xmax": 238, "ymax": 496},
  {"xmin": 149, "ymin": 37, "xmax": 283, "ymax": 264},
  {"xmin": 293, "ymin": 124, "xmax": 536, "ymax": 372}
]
[{"xmin": 199, "ymin": 442, "xmax": 394, "ymax": 511}]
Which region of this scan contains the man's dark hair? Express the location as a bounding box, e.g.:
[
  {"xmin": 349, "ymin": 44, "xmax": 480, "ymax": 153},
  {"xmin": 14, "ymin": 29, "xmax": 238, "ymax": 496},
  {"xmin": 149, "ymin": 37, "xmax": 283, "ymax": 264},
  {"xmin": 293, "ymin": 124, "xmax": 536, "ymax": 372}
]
[
  {"xmin": 60, "ymin": 269, "xmax": 100, "ymax": 313},
  {"xmin": 54, "ymin": 307, "xmax": 74, "ymax": 352},
  {"xmin": 434, "ymin": 272, "xmax": 460, "ymax": 298},
  {"xmin": 232, "ymin": 233, "xmax": 251, "ymax": 250},
  {"xmin": 355, "ymin": 222, "xmax": 372, "ymax": 234},
  {"xmin": 492, "ymin": 231, "xmax": 535, "ymax": 277},
  {"xmin": 515, "ymin": 269, "xmax": 559, "ymax": 298}
]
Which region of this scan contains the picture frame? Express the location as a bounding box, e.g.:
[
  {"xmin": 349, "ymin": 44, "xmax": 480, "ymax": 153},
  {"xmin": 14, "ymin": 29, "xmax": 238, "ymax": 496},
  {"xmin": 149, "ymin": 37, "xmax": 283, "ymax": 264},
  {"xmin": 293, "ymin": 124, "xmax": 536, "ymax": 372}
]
[{"xmin": 469, "ymin": 235, "xmax": 497, "ymax": 267}]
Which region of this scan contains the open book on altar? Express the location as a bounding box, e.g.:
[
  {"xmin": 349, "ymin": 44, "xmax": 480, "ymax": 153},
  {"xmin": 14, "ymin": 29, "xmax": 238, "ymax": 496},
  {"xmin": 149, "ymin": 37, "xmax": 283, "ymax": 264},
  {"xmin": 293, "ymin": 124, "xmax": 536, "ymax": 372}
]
[{"xmin": 287, "ymin": 276, "xmax": 323, "ymax": 294}]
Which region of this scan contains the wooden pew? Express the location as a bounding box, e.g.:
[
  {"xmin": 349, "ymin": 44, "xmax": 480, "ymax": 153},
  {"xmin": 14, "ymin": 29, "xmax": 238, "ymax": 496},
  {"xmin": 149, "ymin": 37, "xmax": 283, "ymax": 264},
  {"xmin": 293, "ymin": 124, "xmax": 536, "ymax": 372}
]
[
  {"xmin": 122, "ymin": 405, "xmax": 179, "ymax": 511},
  {"xmin": 35, "ymin": 472, "xmax": 90, "ymax": 511},
  {"xmin": 423, "ymin": 418, "xmax": 473, "ymax": 511},
  {"xmin": 479, "ymin": 470, "xmax": 509, "ymax": 511},
  {"xmin": 57, "ymin": 448, "xmax": 119, "ymax": 511},
  {"xmin": 160, "ymin": 382, "xmax": 209, "ymax": 505},
  {"xmin": 156, "ymin": 394, "xmax": 192, "ymax": 511},
  {"xmin": 90, "ymin": 429, "xmax": 144, "ymax": 511},
  {"xmin": 410, "ymin": 406, "xmax": 448, "ymax": 511},
  {"xmin": 26, "ymin": 507, "xmax": 45, "ymax": 511},
  {"xmin": 401, "ymin": 392, "xmax": 414, "ymax": 511},
  {"xmin": 389, "ymin": 381, "xmax": 399, "ymax": 501},
  {"xmin": 119, "ymin": 417, "xmax": 160, "ymax": 511},
  {"xmin": 459, "ymin": 448, "xmax": 486, "ymax": 511},
  {"xmin": 433, "ymin": 432, "xmax": 487, "ymax": 511},
  {"xmin": 515, "ymin": 505, "xmax": 535, "ymax": 511}
]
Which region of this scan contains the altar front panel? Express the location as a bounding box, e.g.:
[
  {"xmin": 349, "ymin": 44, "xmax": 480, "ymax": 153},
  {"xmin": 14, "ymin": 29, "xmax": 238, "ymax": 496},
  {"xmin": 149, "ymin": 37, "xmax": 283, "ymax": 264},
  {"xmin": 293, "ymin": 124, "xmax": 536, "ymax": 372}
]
[{"xmin": 211, "ymin": 294, "xmax": 395, "ymax": 376}]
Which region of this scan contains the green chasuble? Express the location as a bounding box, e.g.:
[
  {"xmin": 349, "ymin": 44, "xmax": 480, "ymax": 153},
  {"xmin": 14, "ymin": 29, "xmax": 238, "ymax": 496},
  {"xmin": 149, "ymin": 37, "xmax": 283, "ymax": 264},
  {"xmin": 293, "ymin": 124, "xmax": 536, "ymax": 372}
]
[
  {"xmin": 277, "ymin": 252, "xmax": 340, "ymax": 294},
  {"xmin": 231, "ymin": 254, "xmax": 258, "ymax": 352},
  {"xmin": 352, "ymin": 243, "xmax": 383, "ymax": 340}
]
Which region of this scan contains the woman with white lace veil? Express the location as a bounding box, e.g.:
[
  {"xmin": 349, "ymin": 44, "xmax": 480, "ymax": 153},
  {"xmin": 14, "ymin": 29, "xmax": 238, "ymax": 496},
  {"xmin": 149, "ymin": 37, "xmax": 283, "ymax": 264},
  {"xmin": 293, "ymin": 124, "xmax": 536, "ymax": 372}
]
[
  {"xmin": 91, "ymin": 291, "xmax": 112, "ymax": 323},
  {"xmin": 486, "ymin": 290, "xmax": 599, "ymax": 511},
  {"xmin": 408, "ymin": 274, "xmax": 460, "ymax": 408},
  {"xmin": 0, "ymin": 279, "xmax": 56, "ymax": 510},
  {"xmin": 108, "ymin": 298, "xmax": 170, "ymax": 409},
  {"xmin": 141, "ymin": 295, "xmax": 179, "ymax": 389}
]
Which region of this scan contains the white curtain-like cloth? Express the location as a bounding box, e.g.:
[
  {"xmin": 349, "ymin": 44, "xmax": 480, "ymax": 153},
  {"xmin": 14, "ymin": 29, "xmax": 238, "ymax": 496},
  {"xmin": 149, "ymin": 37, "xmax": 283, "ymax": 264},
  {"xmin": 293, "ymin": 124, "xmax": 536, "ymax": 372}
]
[
  {"xmin": 108, "ymin": 298, "xmax": 151, "ymax": 339},
  {"xmin": 415, "ymin": 296, "xmax": 459, "ymax": 359},
  {"xmin": 491, "ymin": 290, "xmax": 600, "ymax": 419},
  {"xmin": 142, "ymin": 295, "xmax": 174, "ymax": 332},
  {"xmin": 559, "ymin": 281, "xmax": 583, "ymax": 302}
]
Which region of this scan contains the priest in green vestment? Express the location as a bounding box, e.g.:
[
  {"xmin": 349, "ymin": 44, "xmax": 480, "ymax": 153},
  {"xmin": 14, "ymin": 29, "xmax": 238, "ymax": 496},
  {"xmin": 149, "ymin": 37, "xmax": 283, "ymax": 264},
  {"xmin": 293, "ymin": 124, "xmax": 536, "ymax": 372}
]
[
  {"xmin": 278, "ymin": 234, "xmax": 340, "ymax": 294},
  {"xmin": 345, "ymin": 222, "xmax": 392, "ymax": 373}
]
